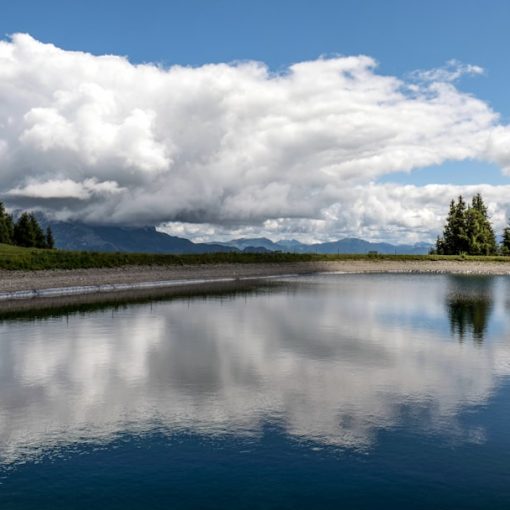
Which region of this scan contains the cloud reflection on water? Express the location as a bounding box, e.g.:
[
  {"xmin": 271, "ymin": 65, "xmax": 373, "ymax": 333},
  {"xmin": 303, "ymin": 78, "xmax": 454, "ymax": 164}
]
[{"xmin": 0, "ymin": 274, "xmax": 509, "ymax": 463}]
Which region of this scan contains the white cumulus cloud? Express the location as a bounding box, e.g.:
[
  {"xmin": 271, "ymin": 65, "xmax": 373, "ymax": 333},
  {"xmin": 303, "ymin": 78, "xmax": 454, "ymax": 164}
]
[
  {"xmin": 6, "ymin": 178, "xmax": 124, "ymax": 200},
  {"xmin": 408, "ymin": 59, "xmax": 485, "ymax": 83},
  {"xmin": 1, "ymin": 33, "xmax": 510, "ymax": 241}
]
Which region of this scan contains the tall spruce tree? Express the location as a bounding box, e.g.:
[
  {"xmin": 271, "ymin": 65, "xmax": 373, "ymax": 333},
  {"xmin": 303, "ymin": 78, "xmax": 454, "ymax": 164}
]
[
  {"xmin": 45, "ymin": 226, "xmax": 55, "ymax": 249},
  {"xmin": 502, "ymin": 224, "xmax": 510, "ymax": 255},
  {"xmin": 465, "ymin": 193, "xmax": 497, "ymax": 255},
  {"xmin": 0, "ymin": 202, "xmax": 14, "ymax": 245},
  {"xmin": 29, "ymin": 214, "xmax": 46, "ymax": 248},
  {"xmin": 436, "ymin": 196, "xmax": 469, "ymax": 254},
  {"xmin": 13, "ymin": 212, "xmax": 35, "ymax": 247}
]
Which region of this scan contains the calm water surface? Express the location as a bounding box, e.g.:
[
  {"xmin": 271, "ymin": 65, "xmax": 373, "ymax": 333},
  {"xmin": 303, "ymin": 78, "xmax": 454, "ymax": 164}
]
[{"xmin": 0, "ymin": 273, "xmax": 509, "ymax": 509}]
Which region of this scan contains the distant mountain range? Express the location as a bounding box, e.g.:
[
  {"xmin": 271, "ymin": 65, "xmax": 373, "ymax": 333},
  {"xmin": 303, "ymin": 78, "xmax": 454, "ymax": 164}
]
[
  {"xmin": 217, "ymin": 237, "xmax": 432, "ymax": 255},
  {"xmin": 36, "ymin": 220, "xmax": 433, "ymax": 255}
]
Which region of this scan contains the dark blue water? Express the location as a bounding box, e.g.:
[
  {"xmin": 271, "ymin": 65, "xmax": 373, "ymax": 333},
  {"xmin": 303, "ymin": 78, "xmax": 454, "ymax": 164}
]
[{"xmin": 0, "ymin": 273, "xmax": 509, "ymax": 509}]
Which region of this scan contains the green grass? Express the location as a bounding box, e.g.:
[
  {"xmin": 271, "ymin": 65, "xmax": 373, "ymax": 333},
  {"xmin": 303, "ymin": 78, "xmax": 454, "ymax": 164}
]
[{"xmin": 1, "ymin": 243, "xmax": 510, "ymax": 271}]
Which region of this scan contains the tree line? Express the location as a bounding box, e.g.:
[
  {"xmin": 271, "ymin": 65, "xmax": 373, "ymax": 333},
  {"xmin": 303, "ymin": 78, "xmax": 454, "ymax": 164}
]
[
  {"xmin": 0, "ymin": 202, "xmax": 54, "ymax": 249},
  {"xmin": 434, "ymin": 193, "xmax": 510, "ymax": 255}
]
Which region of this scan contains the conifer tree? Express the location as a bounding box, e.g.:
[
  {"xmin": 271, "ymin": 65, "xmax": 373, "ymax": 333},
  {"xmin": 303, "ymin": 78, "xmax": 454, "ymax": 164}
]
[
  {"xmin": 436, "ymin": 196, "xmax": 469, "ymax": 254},
  {"xmin": 29, "ymin": 214, "xmax": 46, "ymax": 248},
  {"xmin": 45, "ymin": 226, "xmax": 55, "ymax": 249},
  {"xmin": 465, "ymin": 194, "xmax": 497, "ymax": 255},
  {"xmin": 502, "ymin": 225, "xmax": 510, "ymax": 255},
  {"xmin": 0, "ymin": 202, "xmax": 14, "ymax": 245},
  {"xmin": 13, "ymin": 212, "xmax": 46, "ymax": 248},
  {"xmin": 436, "ymin": 194, "xmax": 496, "ymax": 255},
  {"xmin": 13, "ymin": 212, "xmax": 35, "ymax": 247}
]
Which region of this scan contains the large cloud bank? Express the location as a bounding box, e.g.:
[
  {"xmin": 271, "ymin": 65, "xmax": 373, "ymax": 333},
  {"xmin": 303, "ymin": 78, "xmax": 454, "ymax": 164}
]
[{"xmin": 1, "ymin": 34, "xmax": 510, "ymax": 241}]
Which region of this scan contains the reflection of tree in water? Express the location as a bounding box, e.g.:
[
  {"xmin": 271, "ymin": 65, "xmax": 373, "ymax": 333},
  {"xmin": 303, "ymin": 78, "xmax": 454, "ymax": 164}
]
[{"xmin": 447, "ymin": 276, "xmax": 494, "ymax": 343}]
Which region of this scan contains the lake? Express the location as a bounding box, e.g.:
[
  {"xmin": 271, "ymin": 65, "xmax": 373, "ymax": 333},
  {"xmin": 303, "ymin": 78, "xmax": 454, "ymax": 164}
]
[{"xmin": 0, "ymin": 273, "xmax": 509, "ymax": 509}]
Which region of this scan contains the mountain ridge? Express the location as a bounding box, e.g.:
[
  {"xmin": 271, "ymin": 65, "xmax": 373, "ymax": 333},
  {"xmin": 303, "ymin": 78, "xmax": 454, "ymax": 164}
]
[
  {"xmin": 220, "ymin": 236, "xmax": 431, "ymax": 255},
  {"xmin": 38, "ymin": 220, "xmax": 432, "ymax": 255}
]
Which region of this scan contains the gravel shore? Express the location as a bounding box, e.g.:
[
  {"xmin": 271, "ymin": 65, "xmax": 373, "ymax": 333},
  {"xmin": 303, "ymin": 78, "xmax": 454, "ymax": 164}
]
[{"xmin": 1, "ymin": 259, "xmax": 510, "ymax": 297}]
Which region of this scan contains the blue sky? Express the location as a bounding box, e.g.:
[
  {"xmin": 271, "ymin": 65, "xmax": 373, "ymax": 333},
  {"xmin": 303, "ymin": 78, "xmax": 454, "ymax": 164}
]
[
  {"xmin": 1, "ymin": 1, "xmax": 510, "ymax": 241},
  {"xmin": 2, "ymin": 0, "xmax": 508, "ymax": 108}
]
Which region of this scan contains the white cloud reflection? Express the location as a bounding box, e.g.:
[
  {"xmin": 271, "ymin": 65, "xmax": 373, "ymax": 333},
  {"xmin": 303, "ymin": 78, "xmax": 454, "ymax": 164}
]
[{"xmin": 0, "ymin": 274, "xmax": 509, "ymax": 463}]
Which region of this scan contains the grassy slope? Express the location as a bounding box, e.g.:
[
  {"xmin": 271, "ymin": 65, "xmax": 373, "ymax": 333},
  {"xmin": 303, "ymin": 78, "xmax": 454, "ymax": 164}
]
[{"xmin": 1, "ymin": 243, "xmax": 510, "ymax": 271}]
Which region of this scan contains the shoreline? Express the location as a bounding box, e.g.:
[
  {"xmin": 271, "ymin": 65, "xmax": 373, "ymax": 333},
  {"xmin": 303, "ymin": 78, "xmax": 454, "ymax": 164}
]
[{"xmin": 1, "ymin": 259, "xmax": 510, "ymax": 304}]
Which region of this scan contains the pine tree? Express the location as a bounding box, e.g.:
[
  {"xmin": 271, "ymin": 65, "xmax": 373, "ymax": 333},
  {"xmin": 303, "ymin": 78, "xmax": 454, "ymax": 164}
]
[
  {"xmin": 13, "ymin": 212, "xmax": 35, "ymax": 247},
  {"xmin": 436, "ymin": 196, "xmax": 469, "ymax": 254},
  {"xmin": 29, "ymin": 214, "xmax": 46, "ymax": 248},
  {"xmin": 0, "ymin": 202, "xmax": 14, "ymax": 245},
  {"xmin": 436, "ymin": 194, "xmax": 496, "ymax": 255},
  {"xmin": 465, "ymin": 193, "xmax": 497, "ymax": 255},
  {"xmin": 12, "ymin": 212, "xmax": 47, "ymax": 248},
  {"xmin": 501, "ymin": 225, "xmax": 510, "ymax": 255},
  {"xmin": 45, "ymin": 226, "xmax": 55, "ymax": 249}
]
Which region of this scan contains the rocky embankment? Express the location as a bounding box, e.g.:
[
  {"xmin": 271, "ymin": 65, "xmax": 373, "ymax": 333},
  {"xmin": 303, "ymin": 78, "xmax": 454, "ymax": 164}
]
[{"xmin": 1, "ymin": 259, "xmax": 510, "ymax": 303}]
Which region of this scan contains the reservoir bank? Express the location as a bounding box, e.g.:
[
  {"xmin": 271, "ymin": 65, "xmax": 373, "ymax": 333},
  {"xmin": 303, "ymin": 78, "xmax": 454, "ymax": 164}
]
[{"xmin": 1, "ymin": 259, "xmax": 510, "ymax": 306}]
